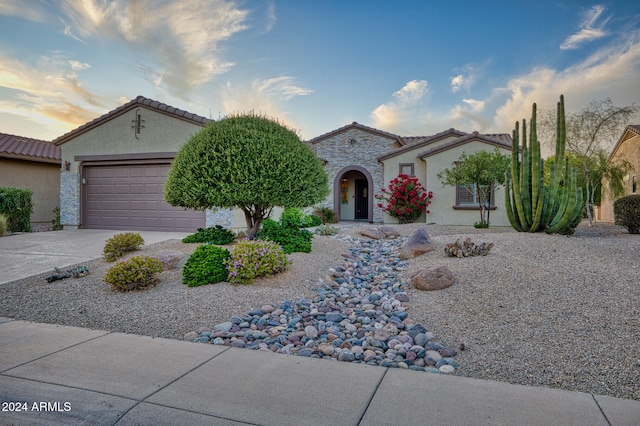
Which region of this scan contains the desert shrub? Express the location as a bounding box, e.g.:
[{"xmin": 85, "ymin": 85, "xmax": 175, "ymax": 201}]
[
  {"xmin": 182, "ymin": 225, "xmax": 235, "ymax": 244},
  {"xmin": 281, "ymin": 207, "xmax": 305, "ymax": 227},
  {"xmin": 224, "ymin": 239, "xmax": 288, "ymax": 284},
  {"xmin": 315, "ymin": 224, "xmax": 338, "ymax": 236},
  {"xmin": 302, "ymin": 214, "xmax": 322, "ymax": 227},
  {"xmin": 614, "ymin": 194, "xmax": 640, "ymax": 234},
  {"xmin": 313, "ymin": 206, "xmax": 337, "ymax": 224},
  {"xmin": 474, "ymin": 221, "xmax": 490, "ymax": 229},
  {"xmin": 51, "ymin": 207, "xmax": 63, "ymax": 231},
  {"xmin": 0, "ymin": 213, "xmax": 8, "ymax": 235},
  {"xmin": 0, "ymin": 187, "xmax": 33, "ymax": 232},
  {"xmin": 103, "ymin": 232, "xmax": 144, "ymax": 262},
  {"xmin": 104, "ymin": 255, "xmax": 163, "ymax": 291},
  {"xmin": 182, "ymin": 244, "xmax": 231, "ymax": 287},
  {"xmin": 258, "ymin": 218, "xmax": 313, "ymax": 254}
]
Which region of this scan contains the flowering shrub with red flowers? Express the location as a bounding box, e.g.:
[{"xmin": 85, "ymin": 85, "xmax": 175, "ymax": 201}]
[{"xmin": 375, "ymin": 174, "xmax": 433, "ymax": 223}]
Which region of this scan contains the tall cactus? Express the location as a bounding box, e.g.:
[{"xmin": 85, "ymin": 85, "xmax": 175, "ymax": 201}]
[{"xmin": 505, "ymin": 95, "xmax": 583, "ymax": 233}]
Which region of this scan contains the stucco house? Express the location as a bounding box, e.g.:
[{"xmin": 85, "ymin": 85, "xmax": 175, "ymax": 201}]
[
  {"xmin": 308, "ymin": 122, "xmax": 513, "ymax": 226},
  {"xmin": 598, "ymin": 124, "xmax": 640, "ymax": 223},
  {"xmin": 0, "ymin": 132, "xmax": 61, "ymax": 230},
  {"xmin": 53, "ymin": 96, "xmax": 513, "ymax": 232}
]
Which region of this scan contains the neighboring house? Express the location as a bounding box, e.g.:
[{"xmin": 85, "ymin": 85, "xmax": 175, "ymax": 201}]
[
  {"xmin": 0, "ymin": 132, "xmax": 61, "ymax": 230},
  {"xmin": 598, "ymin": 124, "xmax": 640, "ymax": 223},
  {"xmin": 308, "ymin": 122, "xmax": 513, "ymax": 226},
  {"xmin": 52, "ymin": 96, "xmax": 229, "ymax": 232}
]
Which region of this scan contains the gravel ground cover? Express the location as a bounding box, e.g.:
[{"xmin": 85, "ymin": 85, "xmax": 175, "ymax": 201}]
[{"xmin": 0, "ymin": 222, "xmax": 637, "ymax": 401}]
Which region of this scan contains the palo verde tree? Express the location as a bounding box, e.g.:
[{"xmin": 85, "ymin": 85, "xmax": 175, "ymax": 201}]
[
  {"xmin": 164, "ymin": 113, "xmax": 330, "ymax": 239},
  {"xmin": 438, "ymin": 148, "xmax": 510, "ymax": 227},
  {"xmin": 537, "ymin": 98, "xmax": 639, "ymax": 225}
]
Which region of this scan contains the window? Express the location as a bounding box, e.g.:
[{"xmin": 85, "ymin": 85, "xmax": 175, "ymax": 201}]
[
  {"xmin": 454, "ymin": 183, "xmax": 496, "ymax": 210},
  {"xmin": 399, "ymin": 163, "xmax": 414, "ymax": 176},
  {"xmin": 340, "ymin": 179, "xmax": 349, "ymax": 204}
]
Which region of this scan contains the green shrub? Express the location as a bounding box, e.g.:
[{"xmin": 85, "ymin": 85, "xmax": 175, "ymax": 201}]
[
  {"xmin": 0, "ymin": 213, "xmax": 8, "ymax": 235},
  {"xmin": 258, "ymin": 218, "xmax": 313, "ymax": 254},
  {"xmin": 302, "ymin": 214, "xmax": 322, "ymax": 227},
  {"xmin": 473, "ymin": 221, "xmax": 490, "ymax": 229},
  {"xmin": 313, "ymin": 206, "xmax": 337, "ymax": 224},
  {"xmin": 103, "ymin": 232, "xmax": 145, "ymax": 262},
  {"xmin": 614, "ymin": 194, "xmax": 640, "ymax": 234},
  {"xmin": 52, "ymin": 207, "xmax": 63, "ymax": 231},
  {"xmin": 0, "ymin": 187, "xmax": 33, "ymax": 232},
  {"xmin": 104, "ymin": 255, "xmax": 163, "ymax": 291},
  {"xmin": 281, "ymin": 207, "xmax": 305, "ymax": 227},
  {"xmin": 182, "ymin": 225, "xmax": 235, "ymax": 244},
  {"xmin": 315, "ymin": 224, "xmax": 339, "ymax": 235},
  {"xmin": 182, "ymin": 244, "xmax": 231, "ymax": 287},
  {"xmin": 224, "ymin": 239, "xmax": 289, "ymax": 284}
]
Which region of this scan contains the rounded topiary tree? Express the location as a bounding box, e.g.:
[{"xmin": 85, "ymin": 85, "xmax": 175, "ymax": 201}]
[{"xmin": 164, "ymin": 113, "xmax": 329, "ymax": 239}]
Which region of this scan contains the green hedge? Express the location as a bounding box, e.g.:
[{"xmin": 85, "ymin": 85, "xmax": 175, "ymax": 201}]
[{"xmin": 0, "ymin": 187, "xmax": 33, "ymax": 232}]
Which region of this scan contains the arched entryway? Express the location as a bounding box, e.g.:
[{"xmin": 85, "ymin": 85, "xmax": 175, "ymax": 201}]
[{"xmin": 333, "ymin": 165, "xmax": 374, "ymax": 222}]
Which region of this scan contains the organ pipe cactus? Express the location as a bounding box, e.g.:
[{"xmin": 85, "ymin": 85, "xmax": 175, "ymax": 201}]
[{"xmin": 505, "ymin": 95, "xmax": 583, "ymax": 233}]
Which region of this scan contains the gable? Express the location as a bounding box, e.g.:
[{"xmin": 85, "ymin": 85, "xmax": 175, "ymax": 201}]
[
  {"xmin": 609, "ymin": 125, "xmax": 640, "ymax": 162},
  {"xmin": 53, "ymin": 96, "xmax": 210, "ymax": 146},
  {"xmin": 308, "ymin": 122, "xmax": 405, "ymax": 146}
]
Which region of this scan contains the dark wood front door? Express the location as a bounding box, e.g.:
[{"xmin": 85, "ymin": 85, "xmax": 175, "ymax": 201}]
[{"xmin": 355, "ymin": 179, "xmax": 368, "ymax": 220}]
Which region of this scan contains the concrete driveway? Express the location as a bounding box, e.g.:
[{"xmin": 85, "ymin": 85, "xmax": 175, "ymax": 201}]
[{"xmin": 0, "ymin": 229, "xmax": 189, "ymax": 285}]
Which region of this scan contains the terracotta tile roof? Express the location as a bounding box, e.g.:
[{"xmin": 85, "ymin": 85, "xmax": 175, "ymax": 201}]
[
  {"xmin": 53, "ymin": 95, "xmax": 211, "ymax": 145},
  {"xmin": 417, "ymin": 131, "xmax": 512, "ymax": 158},
  {"xmin": 307, "ymin": 122, "xmax": 407, "ymax": 146},
  {"xmin": 377, "ymin": 128, "xmax": 469, "ymax": 161},
  {"xmin": 0, "ymin": 132, "xmax": 61, "ymax": 164}
]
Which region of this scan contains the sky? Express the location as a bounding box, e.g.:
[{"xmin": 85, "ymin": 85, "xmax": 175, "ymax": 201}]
[{"xmin": 1, "ymin": 0, "xmax": 639, "ymax": 152}]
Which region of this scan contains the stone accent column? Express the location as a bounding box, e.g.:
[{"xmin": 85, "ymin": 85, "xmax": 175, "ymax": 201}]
[
  {"xmin": 206, "ymin": 208, "xmax": 234, "ymax": 229},
  {"xmin": 60, "ymin": 172, "xmax": 80, "ymax": 227}
]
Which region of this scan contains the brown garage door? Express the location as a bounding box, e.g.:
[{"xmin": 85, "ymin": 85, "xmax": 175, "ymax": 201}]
[{"xmin": 84, "ymin": 164, "xmax": 205, "ymax": 232}]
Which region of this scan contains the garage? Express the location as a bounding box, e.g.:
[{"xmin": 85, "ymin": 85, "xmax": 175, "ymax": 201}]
[{"xmin": 84, "ymin": 163, "xmax": 205, "ymax": 232}]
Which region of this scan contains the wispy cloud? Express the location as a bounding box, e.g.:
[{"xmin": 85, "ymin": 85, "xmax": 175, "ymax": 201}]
[
  {"xmin": 494, "ymin": 30, "xmax": 640, "ymax": 149},
  {"xmin": 370, "ymin": 80, "xmax": 428, "ymax": 132},
  {"xmin": 0, "ymin": 52, "xmax": 104, "ymax": 135},
  {"xmin": 221, "ymin": 75, "xmax": 313, "ymax": 128},
  {"xmin": 560, "ymin": 5, "xmax": 610, "ymax": 50},
  {"xmin": 0, "ymin": 0, "xmax": 48, "ymax": 22},
  {"xmin": 59, "ymin": 0, "xmax": 250, "ymax": 96},
  {"xmin": 264, "ymin": 1, "xmax": 277, "ymax": 33},
  {"xmin": 450, "ymin": 64, "xmax": 477, "ymax": 93}
]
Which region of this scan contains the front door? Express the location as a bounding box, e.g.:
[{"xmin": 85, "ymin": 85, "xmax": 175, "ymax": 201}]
[{"xmin": 355, "ymin": 179, "xmax": 368, "ymax": 220}]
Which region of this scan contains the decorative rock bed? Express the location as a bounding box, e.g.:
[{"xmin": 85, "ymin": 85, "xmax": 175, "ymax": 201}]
[{"xmin": 188, "ymin": 232, "xmax": 459, "ymax": 373}]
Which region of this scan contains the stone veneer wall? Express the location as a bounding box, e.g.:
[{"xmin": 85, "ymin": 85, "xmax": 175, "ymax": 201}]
[
  {"xmin": 60, "ymin": 172, "xmax": 79, "ymax": 227},
  {"xmin": 311, "ymin": 129, "xmax": 396, "ymax": 223},
  {"xmin": 206, "ymin": 208, "xmax": 234, "ymax": 229}
]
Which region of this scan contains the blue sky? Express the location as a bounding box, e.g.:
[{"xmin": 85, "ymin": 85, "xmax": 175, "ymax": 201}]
[{"xmin": 1, "ymin": 0, "xmax": 639, "ymax": 149}]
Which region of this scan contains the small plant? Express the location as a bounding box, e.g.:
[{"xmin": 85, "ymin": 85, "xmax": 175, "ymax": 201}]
[
  {"xmin": 474, "ymin": 221, "xmax": 490, "ymax": 229},
  {"xmin": 52, "ymin": 207, "xmax": 63, "ymax": 231},
  {"xmin": 445, "ymin": 238, "xmax": 494, "ymax": 257},
  {"xmin": 302, "ymin": 214, "xmax": 322, "ymax": 227},
  {"xmin": 375, "ymin": 174, "xmax": 433, "ymax": 223},
  {"xmin": 315, "ymin": 224, "xmax": 339, "ymax": 236},
  {"xmin": 281, "ymin": 207, "xmax": 305, "ymax": 227},
  {"xmin": 103, "ymin": 232, "xmax": 144, "ymax": 262},
  {"xmin": 614, "ymin": 194, "xmax": 640, "ymax": 234},
  {"xmin": 0, "ymin": 213, "xmax": 8, "ymax": 235},
  {"xmin": 258, "ymin": 218, "xmax": 313, "ymax": 254},
  {"xmin": 225, "ymin": 239, "xmax": 289, "ymax": 284},
  {"xmin": 182, "ymin": 225, "xmax": 235, "ymax": 244},
  {"xmin": 182, "ymin": 244, "xmax": 231, "ymax": 287},
  {"xmin": 104, "ymin": 255, "xmax": 163, "ymax": 291},
  {"xmin": 313, "ymin": 206, "xmax": 337, "ymax": 224}
]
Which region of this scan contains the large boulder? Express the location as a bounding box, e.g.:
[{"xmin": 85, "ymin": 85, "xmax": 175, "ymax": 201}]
[
  {"xmin": 399, "ymin": 228, "xmax": 436, "ymax": 259},
  {"xmin": 412, "ymin": 265, "xmax": 454, "ymax": 291},
  {"xmin": 153, "ymin": 251, "xmax": 187, "ymax": 270}
]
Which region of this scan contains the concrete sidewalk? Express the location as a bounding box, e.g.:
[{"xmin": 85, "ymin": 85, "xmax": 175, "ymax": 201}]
[
  {"xmin": 1, "ymin": 320, "xmax": 638, "ymax": 426},
  {"xmin": 0, "ymin": 229, "xmax": 189, "ymax": 285}
]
